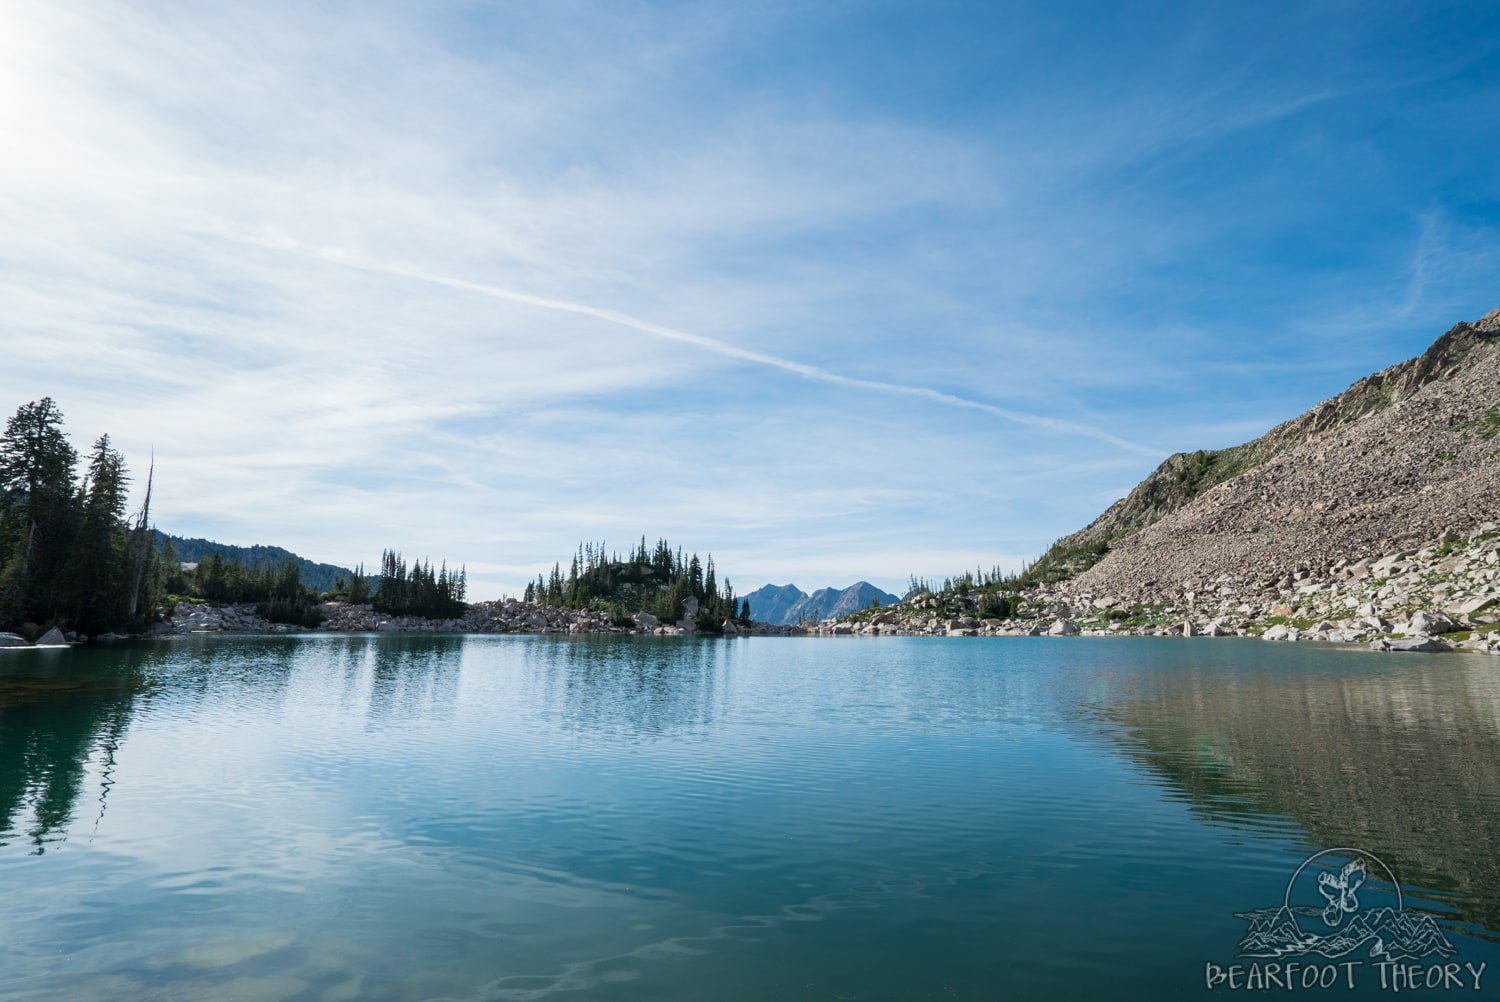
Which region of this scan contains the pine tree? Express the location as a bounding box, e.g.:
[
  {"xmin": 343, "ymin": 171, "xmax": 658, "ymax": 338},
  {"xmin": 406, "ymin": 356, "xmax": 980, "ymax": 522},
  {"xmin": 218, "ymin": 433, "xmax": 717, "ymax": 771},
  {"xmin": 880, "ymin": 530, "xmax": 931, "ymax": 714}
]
[
  {"xmin": 66, "ymin": 435, "xmax": 130, "ymax": 632},
  {"xmin": 0, "ymin": 398, "xmax": 80, "ymax": 624}
]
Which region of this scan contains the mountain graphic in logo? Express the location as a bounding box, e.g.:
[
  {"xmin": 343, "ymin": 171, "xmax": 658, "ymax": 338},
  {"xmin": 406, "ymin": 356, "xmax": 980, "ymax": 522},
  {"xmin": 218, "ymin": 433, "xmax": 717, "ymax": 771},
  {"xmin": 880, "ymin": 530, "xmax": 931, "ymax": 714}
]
[{"xmin": 1235, "ymin": 848, "xmax": 1455, "ymax": 961}]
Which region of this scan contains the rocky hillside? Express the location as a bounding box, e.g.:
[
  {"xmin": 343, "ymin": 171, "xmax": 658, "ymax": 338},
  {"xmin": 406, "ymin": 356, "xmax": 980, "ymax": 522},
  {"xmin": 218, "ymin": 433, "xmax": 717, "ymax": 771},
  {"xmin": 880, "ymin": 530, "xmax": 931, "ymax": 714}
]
[
  {"xmin": 829, "ymin": 307, "xmax": 1500, "ymax": 654},
  {"xmin": 1065, "ymin": 307, "xmax": 1500, "ymax": 601},
  {"xmin": 1024, "ymin": 308, "xmax": 1500, "ymax": 584}
]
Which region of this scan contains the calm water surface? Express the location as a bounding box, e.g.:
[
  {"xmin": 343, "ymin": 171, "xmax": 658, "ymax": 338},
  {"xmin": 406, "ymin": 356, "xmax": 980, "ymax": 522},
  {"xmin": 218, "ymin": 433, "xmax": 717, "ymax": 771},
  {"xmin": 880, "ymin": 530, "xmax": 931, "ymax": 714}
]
[{"xmin": 1, "ymin": 635, "xmax": 1497, "ymax": 999}]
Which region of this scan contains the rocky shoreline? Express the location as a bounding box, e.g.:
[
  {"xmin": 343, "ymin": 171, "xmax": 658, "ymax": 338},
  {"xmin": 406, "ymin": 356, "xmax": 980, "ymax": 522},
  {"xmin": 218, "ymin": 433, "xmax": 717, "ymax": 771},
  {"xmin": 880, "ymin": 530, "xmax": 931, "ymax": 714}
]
[
  {"xmin": 818, "ymin": 522, "xmax": 1500, "ymax": 654},
  {"xmin": 11, "ymin": 522, "xmax": 1495, "ymax": 655},
  {"xmin": 143, "ymin": 596, "xmax": 805, "ymax": 639}
]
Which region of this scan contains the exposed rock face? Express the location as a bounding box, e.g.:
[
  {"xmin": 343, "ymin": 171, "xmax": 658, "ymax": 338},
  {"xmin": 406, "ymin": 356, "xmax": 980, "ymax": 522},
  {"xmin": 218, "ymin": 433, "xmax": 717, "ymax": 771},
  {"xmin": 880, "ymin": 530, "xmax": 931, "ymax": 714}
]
[
  {"xmin": 807, "ymin": 310, "xmax": 1500, "ymax": 655},
  {"xmin": 0, "ymin": 632, "xmax": 28, "ymax": 647},
  {"xmin": 1037, "ymin": 309, "xmax": 1500, "ymax": 589},
  {"xmin": 1064, "ymin": 309, "xmax": 1500, "ymax": 603}
]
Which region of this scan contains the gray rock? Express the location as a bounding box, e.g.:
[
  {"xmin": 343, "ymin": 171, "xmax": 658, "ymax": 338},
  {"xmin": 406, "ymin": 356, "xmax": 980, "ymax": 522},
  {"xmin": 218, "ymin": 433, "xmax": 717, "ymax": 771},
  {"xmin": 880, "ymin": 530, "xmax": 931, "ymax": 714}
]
[
  {"xmin": 36, "ymin": 627, "xmax": 68, "ymax": 646},
  {"xmin": 0, "ymin": 632, "xmax": 28, "ymax": 647},
  {"xmin": 1372, "ymin": 634, "xmax": 1453, "ymax": 653},
  {"xmin": 1406, "ymin": 611, "xmax": 1454, "ymax": 635},
  {"xmin": 1046, "ymin": 619, "xmax": 1078, "ymax": 636},
  {"xmin": 1458, "ymin": 595, "xmax": 1498, "ymax": 617},
  {"xmin": 633, "ymin": 611, "xmax": 659, "ymax": 630}
]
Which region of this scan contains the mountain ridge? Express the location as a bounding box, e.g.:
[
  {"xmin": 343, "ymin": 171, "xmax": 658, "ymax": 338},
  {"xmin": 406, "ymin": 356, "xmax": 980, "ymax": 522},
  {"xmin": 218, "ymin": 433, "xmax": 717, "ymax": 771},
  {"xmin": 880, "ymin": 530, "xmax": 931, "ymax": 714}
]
[
  {"xmin": 1023, "ymin": 308, "xmax": 1500, "ymax": 585},
  {"xmin": 155, "ymin": 531, "xmax": 358, "ymax": 594},
  {"xmin": 1061, "ymin": 306, "xmax": 1500, "ymax": 602},
  {"xmin": 812, "ymin": 307, "xmax": 1500, "ymax": 653},
  {"xmin": 744, "ymin": 581, "xmax": 900, "ymax": 625}
]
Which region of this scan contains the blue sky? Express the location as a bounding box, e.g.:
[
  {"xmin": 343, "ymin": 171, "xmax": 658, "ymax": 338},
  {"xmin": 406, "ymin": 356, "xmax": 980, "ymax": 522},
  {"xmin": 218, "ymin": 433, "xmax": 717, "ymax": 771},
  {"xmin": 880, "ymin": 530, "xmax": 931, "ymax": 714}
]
[{"xmin": 2, "ymin": 1, "xmax": 1497, "ymax": 599}]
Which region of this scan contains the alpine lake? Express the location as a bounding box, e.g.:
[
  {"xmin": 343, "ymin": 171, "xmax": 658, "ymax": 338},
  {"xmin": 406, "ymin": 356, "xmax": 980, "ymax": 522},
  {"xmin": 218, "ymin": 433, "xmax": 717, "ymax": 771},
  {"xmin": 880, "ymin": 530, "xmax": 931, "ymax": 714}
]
[{"xmin": 1, "ymin": 634, "xmax": 1497, "ymax": 1000}]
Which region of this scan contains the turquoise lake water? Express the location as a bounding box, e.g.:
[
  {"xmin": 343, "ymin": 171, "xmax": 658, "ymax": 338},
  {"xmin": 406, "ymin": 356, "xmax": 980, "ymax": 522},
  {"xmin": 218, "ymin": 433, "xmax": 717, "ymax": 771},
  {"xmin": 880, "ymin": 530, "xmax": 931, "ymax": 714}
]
[{"xmin": 1, "ymin": 635, "xmax": 1497, "ymax": 999}]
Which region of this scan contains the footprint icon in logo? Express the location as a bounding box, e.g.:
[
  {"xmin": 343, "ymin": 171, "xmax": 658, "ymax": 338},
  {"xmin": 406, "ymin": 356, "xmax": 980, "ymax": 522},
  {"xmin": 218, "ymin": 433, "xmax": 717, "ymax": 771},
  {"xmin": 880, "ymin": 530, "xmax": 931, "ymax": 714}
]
[{"xmin": 1316, "ymin": 858, "xmax": 1366, "ymax": 927}]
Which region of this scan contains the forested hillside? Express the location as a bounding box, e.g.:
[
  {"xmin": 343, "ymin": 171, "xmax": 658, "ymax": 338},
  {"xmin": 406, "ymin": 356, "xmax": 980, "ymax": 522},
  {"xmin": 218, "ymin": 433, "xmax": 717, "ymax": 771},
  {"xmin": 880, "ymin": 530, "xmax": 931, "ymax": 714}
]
[{"xmin": 155, "ymin": 532, "xmax": 356, "ymax": 593}]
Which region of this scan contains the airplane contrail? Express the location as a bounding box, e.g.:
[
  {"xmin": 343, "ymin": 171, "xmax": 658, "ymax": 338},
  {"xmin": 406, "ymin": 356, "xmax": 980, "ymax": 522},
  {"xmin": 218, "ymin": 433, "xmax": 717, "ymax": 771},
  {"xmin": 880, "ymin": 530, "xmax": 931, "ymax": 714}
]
[{"xmin": 236, "ymin": 230, "xmax": 1160, "ymax": 457}]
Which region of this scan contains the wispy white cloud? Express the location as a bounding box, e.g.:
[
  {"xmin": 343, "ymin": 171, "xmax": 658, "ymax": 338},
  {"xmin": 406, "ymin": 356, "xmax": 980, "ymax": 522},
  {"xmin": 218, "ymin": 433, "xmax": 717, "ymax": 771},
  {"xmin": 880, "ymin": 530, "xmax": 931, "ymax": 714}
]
[
  {"xmin": 231, "ymin": 230, "xmax": 1161, "ymax": 457},
  {"xmin": 3, "ymin": 0, "xmax": 1497, "ymax": 598}
]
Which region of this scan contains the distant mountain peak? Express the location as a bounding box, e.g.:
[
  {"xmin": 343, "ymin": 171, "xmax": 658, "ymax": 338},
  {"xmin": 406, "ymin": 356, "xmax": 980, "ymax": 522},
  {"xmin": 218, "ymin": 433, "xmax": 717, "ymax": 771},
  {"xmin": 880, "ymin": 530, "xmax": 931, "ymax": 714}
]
[{"xmin": 744, "ymin": 581, "xmax": 899, "ymax": 625}]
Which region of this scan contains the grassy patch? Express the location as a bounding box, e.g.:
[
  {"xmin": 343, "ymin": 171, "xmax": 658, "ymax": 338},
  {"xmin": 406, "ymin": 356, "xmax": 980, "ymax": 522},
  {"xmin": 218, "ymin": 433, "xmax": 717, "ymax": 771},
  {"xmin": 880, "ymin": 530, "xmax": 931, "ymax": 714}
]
[
  {"xmin": 1261, "ymin": 615, "xmax": 1319, "ymax": 631},
  {"xmin": 1476, "ymin": 405, "xmax": 1500, "ymax": 441}
]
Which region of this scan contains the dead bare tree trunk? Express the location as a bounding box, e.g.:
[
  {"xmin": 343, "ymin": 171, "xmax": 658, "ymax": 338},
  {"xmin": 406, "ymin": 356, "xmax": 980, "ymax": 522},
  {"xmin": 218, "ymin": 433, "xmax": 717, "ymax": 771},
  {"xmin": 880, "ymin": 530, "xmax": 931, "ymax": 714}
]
[{"xmin": 126, "ymin": 454, "xmax": 153, "ymax": 619}]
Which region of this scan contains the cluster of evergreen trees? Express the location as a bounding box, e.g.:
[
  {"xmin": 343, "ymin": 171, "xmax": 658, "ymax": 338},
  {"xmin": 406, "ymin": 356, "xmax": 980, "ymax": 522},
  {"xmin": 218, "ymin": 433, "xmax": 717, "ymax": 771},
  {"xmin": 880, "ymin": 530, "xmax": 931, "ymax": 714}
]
[
  {"xmin": 907, "ymin": 534, "xmax": 1113, "ymax": 619},
  {"xmin": 161, "ymin": 547, "xmax": 463, "ymax": 623},
  {"xmin": 0, "ymin": 399, "xmax": 161, "ymax": 636},
  {"xmin": 373, "ymin": 550, "xmax": 466, "ymax": 619},
  {"xmin": 158, "ymin": 547, "xmax": 326, "ymax": 628},
  {"xmin": 525, "ymin": 538, "xmax": 750, "ymax": 632},
  {"xmin": 907, "ymin": 564, "xmax": 1022, "ymax": 619}
]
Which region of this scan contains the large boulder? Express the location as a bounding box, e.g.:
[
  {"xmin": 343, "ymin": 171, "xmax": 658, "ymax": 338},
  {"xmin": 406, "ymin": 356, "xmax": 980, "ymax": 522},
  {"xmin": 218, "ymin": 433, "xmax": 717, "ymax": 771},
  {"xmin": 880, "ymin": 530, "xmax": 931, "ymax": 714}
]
[
  {"xmin": 36, "ymin": 627, "xmax": 68, "ymax": 646},
  {"xmin": 633, "ymin": 611, "xmax": 660, "ymax": 631},
  {"xmin": 1404, "ymin": 612, "xmax": 1454, "ymax": 635},
  {"xmin": 1046, "ymin": 619, "xmax": 1078, "ymax": 636},
  {"xmin": 1458, "ymin": 595, "xmax": 1498, "ymax": 617},
  {"xmin": 1372, "ymin": 634, "xmax": 1453, "ymax": 653},
  {"xmin": 0, "ymin": 632, "xmax": 27, "ymax": 647}
]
